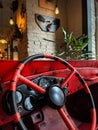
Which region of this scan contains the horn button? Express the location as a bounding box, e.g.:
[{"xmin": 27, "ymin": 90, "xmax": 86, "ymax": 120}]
[{"xmin": 46, "ymin": 85, "xmax": 66, "ymax": 109}]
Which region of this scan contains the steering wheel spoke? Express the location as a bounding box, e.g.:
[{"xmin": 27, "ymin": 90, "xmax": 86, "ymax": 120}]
[
  {"xmin": 61, "ymin": 70, "xmax": 76, "ymax": 88},
  {"xmin": 19, "ymin": 74, "xmax": 45, "ymax": 95},
  {"xmin": 58, "ymin": 108, "xmax": 76, "ymax": 130}
]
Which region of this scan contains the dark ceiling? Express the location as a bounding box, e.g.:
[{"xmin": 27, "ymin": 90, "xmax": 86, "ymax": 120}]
[
  {"xmin": 0, "ymin": 0, "xmax": 12, "ymax": 35},
  {"xmin": 0, "ymin": 0, "xmax": 18, "ymax": 41}
]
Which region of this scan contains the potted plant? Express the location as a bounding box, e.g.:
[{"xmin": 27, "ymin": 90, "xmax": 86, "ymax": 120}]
[{"xmin": 56, "ymin": 28, "xmax": 92, "ymax": 60}]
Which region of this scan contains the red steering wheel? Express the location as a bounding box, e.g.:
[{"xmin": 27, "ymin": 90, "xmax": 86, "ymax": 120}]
[{"xmin": 7, "ymin": 54, "xmax": 96, "ymax": 130}]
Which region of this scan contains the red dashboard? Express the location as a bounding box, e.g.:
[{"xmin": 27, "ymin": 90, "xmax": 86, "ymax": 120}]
[{"xmin": 0, "ymin": 54, "xmax": 98, "ymax": 130}]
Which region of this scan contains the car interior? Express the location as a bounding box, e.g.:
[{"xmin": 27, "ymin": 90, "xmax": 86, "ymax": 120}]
[{"xmin": 0, "ymin": 54, "xmax": 98, "ymax": 130}]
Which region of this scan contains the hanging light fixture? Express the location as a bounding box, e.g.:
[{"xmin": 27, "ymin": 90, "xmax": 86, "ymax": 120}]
[
  {"xmin": 0, "ymin": 39, "xmax": 7, "ymax": 44},
  {"xmin": 9, "ymin": 0, "xmax": 18, "ymax": 26},
  {"xmin": 55, "ymin": 0, "xmax": 59, "ymax": 14},
  {"xmin": 9, "ymin": 17, "xmax": 14, "ymax": 25},
  {"xmin": 55, "ymin": 5, "xmax": 59, "ymax": 14},
  {"xmin": 0, "ymin": 33, "xmax": 7, "ymax": 44}
]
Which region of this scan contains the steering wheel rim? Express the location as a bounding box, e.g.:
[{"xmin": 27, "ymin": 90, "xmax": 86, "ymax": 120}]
[{"xmin": 8, "ymin": 54, "xmax": 96, "ymax": 130}]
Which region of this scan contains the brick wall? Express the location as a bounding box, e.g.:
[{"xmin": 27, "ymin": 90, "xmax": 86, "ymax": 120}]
[
  {"xmin": 26, "ymin": 0, "xmax": 83, "ymax": 57},
  {"xmin": 26, "ymin": 0, "xmax": 67, "ymax": 56},
  {"xmin": 16, "ymin": 0, "xmax": 97, "ymax": 60},
  {"xmin": 17, "ymin": 0, "xmax": 83, "ymax": 60}
]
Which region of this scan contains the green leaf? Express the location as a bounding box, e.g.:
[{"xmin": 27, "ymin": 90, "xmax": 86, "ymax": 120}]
[{"xmin": 56, "ymin": 27, "xmax": 91, "ymax": 60}]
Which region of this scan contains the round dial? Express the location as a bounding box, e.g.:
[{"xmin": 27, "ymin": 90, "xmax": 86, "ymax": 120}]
[
  {"xmin": 15, "ymin": 91, "xmax": 23, "ymax": 104},
  {"xmin": 24, "ymin": 97, "xmax": 34, "ymax": 111},
  {"xmin": 39, "ymin": 78, "xmax": 50, "ymax": 89}
]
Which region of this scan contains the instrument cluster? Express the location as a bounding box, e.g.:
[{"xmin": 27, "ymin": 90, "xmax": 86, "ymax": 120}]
[{"xmin": 16, "ymin": 76, "xmax": 61, "ymax": 116}]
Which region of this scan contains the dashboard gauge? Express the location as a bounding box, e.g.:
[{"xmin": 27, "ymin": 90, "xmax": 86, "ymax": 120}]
[
  {"xmin": 17, "ymin": 105, "xmax": 23, "ymax": 113},
  {"xmin": 38, "ymin": 78, "xmax": 50, "ymax": 89},
  {"xmin": 30, "ymin": 90, "xmax": 39, "ymax": 97},
  {"xmin": 15, "ymin": 91, "xmax": 23, "ymax": 104},
  {"xmin": 24, "ymin": 96, "xmax": 34, "ymax": 111}
]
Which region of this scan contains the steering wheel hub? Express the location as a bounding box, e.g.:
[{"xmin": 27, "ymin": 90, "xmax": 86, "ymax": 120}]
[{"xmin": 46, "ymin": 85, "xmax": 66, "ymax": 109}]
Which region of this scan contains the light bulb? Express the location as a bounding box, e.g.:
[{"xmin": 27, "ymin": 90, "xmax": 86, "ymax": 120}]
[
  {"xmin": 0, "ymin": 39, "xmax": 7, "ymax": 44},
  {"xmin": 55, "ymin": 5, "xmax": 59, "ymax": 14},
  {"xmin": 9, "ymin": 17, "xmax": 14, "ymax": 25}
]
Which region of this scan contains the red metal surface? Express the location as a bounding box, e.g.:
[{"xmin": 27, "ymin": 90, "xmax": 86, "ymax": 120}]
[
  {"xmin": 0, "ymin": 59, "xmax": 98, "ymax": 130},
  {"xmin": 1, "ymin": 60, "xmax": 98, "ymax": 83}
]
